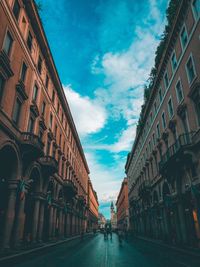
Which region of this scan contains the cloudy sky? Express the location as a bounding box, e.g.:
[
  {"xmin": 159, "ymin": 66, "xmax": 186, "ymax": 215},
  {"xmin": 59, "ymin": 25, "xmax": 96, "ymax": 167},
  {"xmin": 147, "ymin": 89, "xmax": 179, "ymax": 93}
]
[{"xmin": 37, "ymin": 0, "xmax": 168, "ymax": 218}]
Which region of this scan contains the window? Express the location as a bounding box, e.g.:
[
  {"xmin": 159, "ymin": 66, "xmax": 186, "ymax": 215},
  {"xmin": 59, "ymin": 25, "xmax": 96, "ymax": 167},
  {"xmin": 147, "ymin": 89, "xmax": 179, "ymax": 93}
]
[
  {"xmin": 192, "ymin": 93, "xmax": 200, "ymax": 126},
  {"xmin": 176, "ymin": 80, "xmax": 184, "ymax": 103},
  {"xmin": 149, "ymin": 140, "xmax": 152, "ymax": 153},
  {"xmin": 159, "ymin": 88, "xmax": 162, "ymax": 103},
  {"xmin": 3, "ymin": 31, "xmax": 13, "ymax": 56},
  {"xmin": 154, "ymin": 102, "xmax": 157, "ymax": 114},
  {"xmin": 13, "ymin": 98, "xmax": 22, "ymax": 125},
  {"xmin": 180, "ymin": 26, "xmax": 188, "ymax": 49},
  {"xmin": 162, "ymin": 112, "xmax": 166, "ymax": 129},
  {"xmin": 52, "ymin": 90, "xmax": 55, "ymax": 104},
  {"xmin": 41, "ymin": 101, "xmax": 46, "ymax": 116},
  {"xmin": 45, "ymin": 75, "xmax": 49, "ymax": 89},
  {"xmin": 20, "ymin": 62, "xmax": 27, "ymax": 82},
  {"xmin": 150, "ymin": 112, "xmax": 153, "ymax": 123},
  {"xmin": 55, "ymin": 125, "xmax": 58, "ymax": 138},
  {"xmin": 27, "ymin": 31, "xmax": 33, "ymax": 51},
  {"xmin": 171, "ymin": 52, "xmax": 177, "ymax": 71},
  {"xmin": 13, "ymin": 0, "xmax": 20, "ymax": 21},
  {"xmin": 152, "ymin": 133, "xmax": 156, "ymax": 146},
  {"xmin": 0, "ymin": 75, "xmax": 5, "ymax": 103},
  {"xmin": 50, "ymin": 113, "xmax": 53, "ymax": 128},
  {"xmin": 59, "ymin": 134, "xmax": 62, "ymax": 146},
  {"xmin": 168, "ymin": 98, "xmax": 174, "ymax": 119},
  {"xmin": 156, "ymin": 123, "xmax": 160, "ymax": 139},
  {"xmin": 46, "ymin": 139, "xmax": 51, "ymax": 155},
  {"xmin": 37, "ymin": 55, "xmax": 42, "ymax": 74},
  {"xmin": 57, "ymin": 102, "xmax": 60, "ymax": 113},
  {"xmin": 32, "ymin": 84, "xmax": 38, "ymax": 102},
  {"xmin": 27, "ymin": 117, "xmax": 35, "ymax": 132},
  {"xmin": 192, "ymin": 0, "xmax": 200, "ymax": 19},
  {"xmin": 164, "ymin": 72, "xmax": 169, "ymax": 89},
  {"xmin": 186, "ymin": 56, "xmax": 196, "ymax": 84}
]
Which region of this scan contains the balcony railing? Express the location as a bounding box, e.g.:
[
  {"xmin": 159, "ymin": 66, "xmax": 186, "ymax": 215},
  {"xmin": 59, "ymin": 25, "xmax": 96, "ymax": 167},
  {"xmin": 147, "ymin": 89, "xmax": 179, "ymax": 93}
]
[
  {"xmin": 159, "ymin": 132, "xmax": 194, "ymax": 172},
  {"xmin": 21, "ymin": 132, "xmax": 44, "ymax": 151},
  {"xmin": 39, "ymin": 156, "xmax": 58, "ymax": 174},
  {"xmin": 63, "ymin": 179, "xmax": 78, "ymax": 200},
  {"xmin": 138, "ymin": 180, "xmax": 151, "ymax": 197}
]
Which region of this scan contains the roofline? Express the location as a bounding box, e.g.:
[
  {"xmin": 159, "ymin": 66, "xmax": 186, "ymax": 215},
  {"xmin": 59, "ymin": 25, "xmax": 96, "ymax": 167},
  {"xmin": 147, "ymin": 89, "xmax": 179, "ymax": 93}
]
[{"xmin": 24, "ymin": 0, "xmax": 90, "ymax": 173}]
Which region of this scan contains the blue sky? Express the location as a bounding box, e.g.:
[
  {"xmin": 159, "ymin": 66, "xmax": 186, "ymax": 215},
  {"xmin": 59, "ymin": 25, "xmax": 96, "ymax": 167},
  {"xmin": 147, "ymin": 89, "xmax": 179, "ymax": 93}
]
[{"xmin": 37, "ymin": 0, "xmax": 168, "ymax": 218}]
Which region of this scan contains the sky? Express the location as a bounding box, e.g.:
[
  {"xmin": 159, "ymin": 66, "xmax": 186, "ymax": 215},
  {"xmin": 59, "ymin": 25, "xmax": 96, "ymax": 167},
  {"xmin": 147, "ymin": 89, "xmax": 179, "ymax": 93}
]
[{"xmin": 36, "ymin": 0, "xmax": 168, "ymax": 218}]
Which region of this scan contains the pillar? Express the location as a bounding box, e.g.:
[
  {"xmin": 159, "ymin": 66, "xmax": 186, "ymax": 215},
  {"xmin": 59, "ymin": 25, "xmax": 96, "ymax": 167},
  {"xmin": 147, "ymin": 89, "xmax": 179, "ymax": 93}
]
[
  {"xmin": 48, "ymin": 206, "xmax": 54, "ymax": 240},
  {"xmin": 52, "ymin": 206, "xmax": 57, "ymax": 239},
  {"xmin": 1, "ymin": 181, "xmax": 17, "ymax": 249},
  {"xmin": 37, "ymin": 201, "xmax": 45, "ymax": 242},
  {"xmin": 177, "ymin": 201, "xmax": 188, "ymax": 244},
  {"xmin": 13, "ymin": 194, "xmax": 26, "ymax": 247},
  {"xmin": 32, "ymin": 198, "xmax": 40, "ymax": 242}
]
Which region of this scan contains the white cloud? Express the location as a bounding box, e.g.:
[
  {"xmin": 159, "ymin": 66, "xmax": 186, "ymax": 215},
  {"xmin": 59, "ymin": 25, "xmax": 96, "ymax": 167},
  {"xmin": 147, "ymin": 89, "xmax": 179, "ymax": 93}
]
[
  {"xmin": 85, "ymin": 151, "xmax": 124, "ymax": 203},
  {"xmin": 63, "ymin": 85, "xmax": 107, "ymax": 136}
]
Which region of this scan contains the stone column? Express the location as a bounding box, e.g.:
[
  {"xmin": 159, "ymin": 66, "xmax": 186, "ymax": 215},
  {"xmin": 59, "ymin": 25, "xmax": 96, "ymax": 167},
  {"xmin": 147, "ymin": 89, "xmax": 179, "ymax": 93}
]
[
  {"xmin": 58, "ymin": 209, "xmax": 62, "ymax": 238},
  {"xmin": 32, "ymin": 196, "xmax": 41, "ymax": 242},
  {"xmin": 61, "ymin": 212, "xmax": 65, "ymax": 238},
  {"xmin": 13, "ymin": 194, "xmax": 26, "ymax": 247},
  {"xmin": 37, "ymin": 200, "xmax": 45, "ymax": 242},
  {"xmin": 52, "ymin": 206, "xmax": 57, "ymax": 239},
  {"xmin": 48, "ymin": 206, "xmax": 54, "ymax": 240},
  {"xmin": 1, "ymin": 181, "xmax": 17, "ymax": 249},
  {"xmin": 177, "ymin": 201, "xmax": 188, "ymax": 244}
]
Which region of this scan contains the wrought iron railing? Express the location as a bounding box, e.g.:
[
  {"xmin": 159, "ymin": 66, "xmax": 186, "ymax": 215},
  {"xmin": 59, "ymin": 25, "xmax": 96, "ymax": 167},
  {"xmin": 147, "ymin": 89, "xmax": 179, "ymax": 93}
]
[{"xmin": 159, "ymin": 132, "xmax": 194, "ymax": 171}]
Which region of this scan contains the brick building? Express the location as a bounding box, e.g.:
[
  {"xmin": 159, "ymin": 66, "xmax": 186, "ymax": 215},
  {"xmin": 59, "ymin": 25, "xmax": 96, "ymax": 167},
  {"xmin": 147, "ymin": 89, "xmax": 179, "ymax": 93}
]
[
  {"xmin": 125, "ymin": 0, "xmax": 200, "ymax": 247},
  {"xmin": 87, "ymin": 179, "xmax": 99, "ymax": 231},
  {"xmin": 0, "ymin": 0, "xmax": 97, "ymax": 250},
  {"xmin": 116, "ymin": 178, "xmax": 129, "ymax": 231}
]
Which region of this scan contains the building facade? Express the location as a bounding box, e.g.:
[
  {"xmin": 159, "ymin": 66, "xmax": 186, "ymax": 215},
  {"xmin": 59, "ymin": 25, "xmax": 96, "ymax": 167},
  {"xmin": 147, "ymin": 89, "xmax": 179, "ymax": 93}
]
[
  {"xmin": 0, "ymin": 0, "xmax": 97, "ymax": 251},
  {"xmin": 87, "ymin": 179, "xmax": 99, "ymax": 231},
  {"xmin": 98, "ymin": 213, "xmax": 106, "ymax": 230},
  {"xmin": 126, "ymin": 0, "xmax": 200, "ymax": 248},
  {"xmin": 110, "ymin": 201, "xmax": 117, "ymax": 230},
  {"xmin": 116, "ymin": 178, "xmax": 129, "ymax": 231}
]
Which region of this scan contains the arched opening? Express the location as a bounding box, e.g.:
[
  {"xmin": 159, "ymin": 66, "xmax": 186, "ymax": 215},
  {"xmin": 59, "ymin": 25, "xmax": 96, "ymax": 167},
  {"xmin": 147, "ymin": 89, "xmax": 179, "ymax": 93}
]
[
  {"xmin": 0, "ymin": 145, "xmax": 19, "ymax": 247},
  {"xmin": 23, "ymin": 167, "xmax": 41, "ymax": 243},
  {"xmin": 43, "ymin": 180, "xmax": 54, "ymax": 241}
]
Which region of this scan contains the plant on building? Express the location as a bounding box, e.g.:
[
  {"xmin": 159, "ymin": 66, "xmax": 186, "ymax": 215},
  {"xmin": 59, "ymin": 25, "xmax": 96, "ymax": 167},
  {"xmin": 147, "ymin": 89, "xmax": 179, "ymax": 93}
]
[{"xmin": 136, "ymin": 0, "xmax": 181, "ymax": 136}]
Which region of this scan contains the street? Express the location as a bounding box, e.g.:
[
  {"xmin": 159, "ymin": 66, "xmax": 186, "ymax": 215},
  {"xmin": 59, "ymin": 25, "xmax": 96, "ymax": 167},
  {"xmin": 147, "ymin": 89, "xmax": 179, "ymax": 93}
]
[{"xmin": 8, "ymin": 234, "xmax": 200, "ymax": 267}]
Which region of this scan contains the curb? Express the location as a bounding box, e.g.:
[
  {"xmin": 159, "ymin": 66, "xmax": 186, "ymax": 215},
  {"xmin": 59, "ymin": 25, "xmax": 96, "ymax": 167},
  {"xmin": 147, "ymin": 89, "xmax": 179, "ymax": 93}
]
[
  {"xmin": 134, "ymin": 236, "xmax": 200, "ymax": 258},
  {"xmin": 0, "ymin": 233, "xmax": 94, "ymax": 266}
]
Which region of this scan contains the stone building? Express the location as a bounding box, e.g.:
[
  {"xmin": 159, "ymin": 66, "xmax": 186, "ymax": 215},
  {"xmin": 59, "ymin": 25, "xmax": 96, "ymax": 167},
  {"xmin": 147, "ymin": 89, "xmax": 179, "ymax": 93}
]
[
  {"xmin": 0, "ymin": 0, "xmax": 97, "ymax": 250},
  {"xmin": 110, "ymin": 201, "xmax": 117, "ymax": 230},
  {"xmin": 87, "ymin": 179, "xmax": 99, "ymax": 231},
  {"xmin": 116, "ymin": 178, "xmax": 129, "ymax": 231},
  {"xmin": 125, "ymin": 0, "xmax": 200, "ymax": 247}
]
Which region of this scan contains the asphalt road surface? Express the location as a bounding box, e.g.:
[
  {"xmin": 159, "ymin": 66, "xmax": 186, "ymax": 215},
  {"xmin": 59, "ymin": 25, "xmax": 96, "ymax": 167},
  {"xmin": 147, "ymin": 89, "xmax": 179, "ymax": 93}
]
[{"xmin": 10, "ymin": 233, "xmax": 200, "ymax": 267}]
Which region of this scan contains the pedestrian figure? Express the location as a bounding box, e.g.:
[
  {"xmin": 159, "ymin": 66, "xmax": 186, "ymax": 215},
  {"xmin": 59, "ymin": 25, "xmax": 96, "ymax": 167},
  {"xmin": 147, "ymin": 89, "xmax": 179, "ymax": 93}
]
[{"xmin": 118, "ymin": 228, "xmax": 124, "ymax": 245}]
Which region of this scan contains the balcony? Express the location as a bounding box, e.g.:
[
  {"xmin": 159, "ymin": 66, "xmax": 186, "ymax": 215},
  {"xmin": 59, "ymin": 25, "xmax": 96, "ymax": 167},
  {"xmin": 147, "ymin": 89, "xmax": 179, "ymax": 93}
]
[
  {"xmin": 138, "ymin": 180, "xmax": 151, "ymax": 198},
  {"xmin": 63, "ymin": 179, "xmax": 77, "ymax": 200},
  {"xmin": 159, "ymin": 132, "xmax": 194, "ymax": 173},
  {"xmin": 78, "ymin": 195, "xmax": 86, "ymax": 207},
  {"xmin": 39, "ymin": 156, "xmax": 58, "ymax": 175},
  {"xmin": 20, "ymin": 132, "xmax": 44, "ymax": 158}
]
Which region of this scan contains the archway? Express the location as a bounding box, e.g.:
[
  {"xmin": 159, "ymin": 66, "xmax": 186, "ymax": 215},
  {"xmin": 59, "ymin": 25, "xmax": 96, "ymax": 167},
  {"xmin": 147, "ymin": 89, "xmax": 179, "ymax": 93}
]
[{"xmin": 0, "ymin": 144, "xmax": 20, "ymax": 248}]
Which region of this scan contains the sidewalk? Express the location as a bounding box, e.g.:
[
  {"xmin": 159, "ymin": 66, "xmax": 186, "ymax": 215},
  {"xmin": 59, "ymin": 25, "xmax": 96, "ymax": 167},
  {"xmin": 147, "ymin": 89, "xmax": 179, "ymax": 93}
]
[
  {"xmin": 0, "ymin": 233, "xmax": 94, "ymax": 266},
  {"xmin": 134, "ymin": 235, "xmax": 200, "ymax": 258}
]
